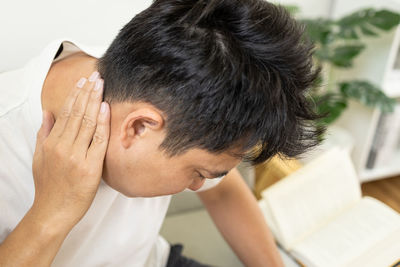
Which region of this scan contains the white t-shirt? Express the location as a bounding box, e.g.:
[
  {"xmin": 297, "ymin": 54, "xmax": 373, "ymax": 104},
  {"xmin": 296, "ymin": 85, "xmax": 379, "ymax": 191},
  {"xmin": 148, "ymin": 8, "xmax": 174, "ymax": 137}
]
[{"xmin": 0, "ymin": 38, "xmax": 223, "ymax": 267}]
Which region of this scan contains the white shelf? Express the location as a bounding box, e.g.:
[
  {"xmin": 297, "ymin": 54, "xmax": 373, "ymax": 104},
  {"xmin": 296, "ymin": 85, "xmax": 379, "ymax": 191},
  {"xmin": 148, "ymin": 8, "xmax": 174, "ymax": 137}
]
[
  {"xmin": 330, "ymin": 2, "xmax": 400, "ymax": 183},
  {"xmin": 360, "ymin": 149, "xmax": 400, "ymax": 183},
  {"xmin": 382, "ymin": 79, "xmax": 400, "ymax": 98}
]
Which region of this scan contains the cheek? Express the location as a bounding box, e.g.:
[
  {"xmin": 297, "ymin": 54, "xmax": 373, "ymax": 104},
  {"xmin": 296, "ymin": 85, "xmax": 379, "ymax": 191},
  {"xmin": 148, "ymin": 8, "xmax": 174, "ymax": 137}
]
[
  {"xmin": 102, "ymin": 136, "xmax": 194, "ymax": 196},
  {"xmin": 153, "ymin": 157, "xmax": 199, "ymax": 194},
  {"xmin": 144, "ymin": 163, "xmax": 192, "ymax": 195}
]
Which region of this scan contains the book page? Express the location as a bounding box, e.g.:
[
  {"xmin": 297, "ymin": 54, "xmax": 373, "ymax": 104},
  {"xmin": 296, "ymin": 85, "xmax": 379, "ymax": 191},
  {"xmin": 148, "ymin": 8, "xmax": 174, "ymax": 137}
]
[
  {"xmin": 347, "ymin": 227, "xmax": 400, "ymax": 267},
  {"xmin": 258, "ymin": 200, "xmax": 304, "ymax": 266},
  {"xmin": 290, "ymin": 197, "xmax": 400, "ymax": 267},
  {"xmin": 261, "ymin": 148, "xmax": 362, "ymax": 249}
]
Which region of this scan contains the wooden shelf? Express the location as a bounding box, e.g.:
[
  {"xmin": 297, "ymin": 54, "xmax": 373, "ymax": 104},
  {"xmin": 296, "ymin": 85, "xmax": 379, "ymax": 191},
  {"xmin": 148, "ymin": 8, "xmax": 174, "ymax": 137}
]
[{"xmin": 362, "ymin": 175, "xmax": 400, "ymax": 213}]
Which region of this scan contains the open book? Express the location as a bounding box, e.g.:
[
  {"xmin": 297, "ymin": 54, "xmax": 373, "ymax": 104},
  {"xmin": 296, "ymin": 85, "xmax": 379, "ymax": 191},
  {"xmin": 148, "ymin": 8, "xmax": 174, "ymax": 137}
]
[{"xmin": 258, "ymin": 148, "xmax": 400, "ymax": 267}]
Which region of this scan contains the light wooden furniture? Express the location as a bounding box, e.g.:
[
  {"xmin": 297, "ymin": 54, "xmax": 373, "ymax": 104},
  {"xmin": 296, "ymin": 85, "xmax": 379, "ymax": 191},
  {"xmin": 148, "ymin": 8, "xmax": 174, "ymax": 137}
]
[
  {"xmin": 362, "ymin": 174, "xmax": 400, "ymax": 213},
  {"xmin": 254, "ymin": 155, "xmax": 303, "ymax": 200}
]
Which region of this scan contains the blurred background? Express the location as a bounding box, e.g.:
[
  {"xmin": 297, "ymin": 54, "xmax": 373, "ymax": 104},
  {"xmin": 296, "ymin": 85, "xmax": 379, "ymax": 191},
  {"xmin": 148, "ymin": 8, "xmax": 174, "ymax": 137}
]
[
  {"xmin": 1, "ymin": 0, "xmax": 399, "ymax": 266},
  {"xmin": 2, "ymin": 0, "xmax": 398, "ymax": 71}
]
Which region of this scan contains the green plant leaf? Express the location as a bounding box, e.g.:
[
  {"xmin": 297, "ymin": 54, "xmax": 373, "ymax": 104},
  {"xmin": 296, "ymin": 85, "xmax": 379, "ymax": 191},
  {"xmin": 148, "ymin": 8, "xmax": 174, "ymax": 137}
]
[
  {"xmin": 338, "ymin": 27, "xmax": 359, "ymax": 39},
  {"xmin": 311, "ymin": 93, "xmax": 348, "ymax": 125},
  {"xmin": 302, "ymin": 7, "xmax": 399, "ymax": 129},
  {"xmin": 337, "ymin": 8, "xmax": 400, "ymax": 39},
  {"xmin": 314, "ymin": 47, "xmax": 330, "ymax": 62},
  {"xmin": 301, "ymin": 19, "xmax": 334, "ymax": 45},
  {"xmin": 311, "ymin": 71, "xmax": 324, "ymax": 90},
  {"xmin": 283, "ymin": 5, "xmax": 300, "ymax": 15},
  {"xmin": 370, "ymin": 10, "xmax": 400, "ymax": 30},
  {"xmin": 339, "ymin": 81, "xmax": 397, "ymax": 113},
  {"xmin": 360, "ymin": 25, "xmax": 378, "ymax": 36},
  {"xmin": 329, "ymin": 44, "xmax": 365, "ymax": 67}
]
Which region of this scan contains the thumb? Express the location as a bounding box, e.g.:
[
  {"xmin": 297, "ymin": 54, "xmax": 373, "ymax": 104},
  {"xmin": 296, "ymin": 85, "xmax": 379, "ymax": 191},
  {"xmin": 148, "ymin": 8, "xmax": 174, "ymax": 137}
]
[{"xmin": 36, "ymin": 110, "xmax": 55, "ymax": 145}]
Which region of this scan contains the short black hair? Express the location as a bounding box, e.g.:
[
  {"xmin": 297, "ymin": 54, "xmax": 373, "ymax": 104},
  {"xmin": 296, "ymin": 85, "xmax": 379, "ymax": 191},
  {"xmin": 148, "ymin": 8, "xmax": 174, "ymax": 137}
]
[{"xmin": 97, "ymin": 0, "xmax": 326, "ymax": 165}]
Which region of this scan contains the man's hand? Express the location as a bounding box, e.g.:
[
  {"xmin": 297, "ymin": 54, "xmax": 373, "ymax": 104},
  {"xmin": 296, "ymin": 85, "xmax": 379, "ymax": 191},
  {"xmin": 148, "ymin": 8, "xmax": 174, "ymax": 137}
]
[
  {"xmin": 0, "ymin": 71, "xmax": 111, "ymax": 267},
  {"xmin": 31, "ymin": 71, "xmax": 110, "ymax": 228}
]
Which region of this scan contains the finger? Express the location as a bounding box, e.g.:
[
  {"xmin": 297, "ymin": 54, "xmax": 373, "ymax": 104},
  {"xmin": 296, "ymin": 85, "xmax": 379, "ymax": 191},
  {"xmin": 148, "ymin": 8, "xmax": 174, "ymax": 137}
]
[
  {"xmin": 61, "ymin": 71, "xmax": 100, "ymax": 144},
  {"xmin": 35, "ymin": 110, "xmax": 55, "ymax": 149},
  {"xmin": 47, "ymin": 78, "xmax": 84, "ymax": 139},
  {"xmin": 74, "ymin": 78, "xmax": 104, "ymax": 152},
  {"xmin": 87, "ymin": 102, "xmax": 110, "ymax": 162}
]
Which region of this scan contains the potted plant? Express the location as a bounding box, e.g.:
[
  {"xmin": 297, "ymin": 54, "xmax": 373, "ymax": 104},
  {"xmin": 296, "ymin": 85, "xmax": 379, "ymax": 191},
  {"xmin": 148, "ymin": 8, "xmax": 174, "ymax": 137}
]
[{"xmin": 295, "ymin": 6, "xmax": 400, "ymax": 129}]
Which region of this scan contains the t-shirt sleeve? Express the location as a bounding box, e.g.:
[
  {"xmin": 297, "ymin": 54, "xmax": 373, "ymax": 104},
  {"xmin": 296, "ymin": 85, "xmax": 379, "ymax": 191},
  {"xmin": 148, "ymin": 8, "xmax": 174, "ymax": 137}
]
[{"xmin": 184, "ymin": 175, "xmax": 226, "ymax": 193}]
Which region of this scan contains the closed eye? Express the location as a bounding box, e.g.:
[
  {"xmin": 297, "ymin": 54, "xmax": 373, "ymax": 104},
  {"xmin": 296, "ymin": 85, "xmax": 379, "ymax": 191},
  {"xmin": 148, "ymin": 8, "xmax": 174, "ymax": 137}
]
[{"xmin": 196, "ymin": 171, "xmax": 206, "ymax": 180}]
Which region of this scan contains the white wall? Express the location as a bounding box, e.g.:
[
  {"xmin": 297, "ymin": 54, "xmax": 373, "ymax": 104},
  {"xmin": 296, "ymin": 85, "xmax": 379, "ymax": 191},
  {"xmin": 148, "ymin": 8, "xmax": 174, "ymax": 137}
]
[
  {"xmin": 273, "ymin": 0, "xmax": 332, "ymax": 18},
  {"xmin": 333, "ymin": 0, "xmax": 400, "ymax": 19},
  {"xmin": 0, "ymin": 0, "xmax": 335, "ymax": 72},
  {"xmin": 0, "ymin": 0, "xmax": 353, "ymax": 72},
  {"xmin": 0, "ymin": 0, "xmax": 153, "ymax": 72}
]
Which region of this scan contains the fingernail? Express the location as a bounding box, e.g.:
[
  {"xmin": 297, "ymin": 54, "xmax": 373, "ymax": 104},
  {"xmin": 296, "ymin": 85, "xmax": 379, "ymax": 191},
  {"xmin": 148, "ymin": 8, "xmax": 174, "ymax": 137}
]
[
  {"xmin": 76, "ymin": 77, "xmax": 87, "ymax": 88},
  {"xmin": 89, "ymin": 71, "xmax": 100, "ymax": 82},
  {"xmin": 94, "ymin": 79, "xmax": 104, "ymax": 91},
  {"xmin": 100, "ymin": 102, "xmax": 106, "ymax": 113}
]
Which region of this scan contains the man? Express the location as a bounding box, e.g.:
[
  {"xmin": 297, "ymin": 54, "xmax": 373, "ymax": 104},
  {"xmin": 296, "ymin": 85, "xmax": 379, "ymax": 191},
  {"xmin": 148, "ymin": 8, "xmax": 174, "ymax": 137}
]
[{"xmin": 0, "ymin": 0, "xmax": 324, "ymax": 266}]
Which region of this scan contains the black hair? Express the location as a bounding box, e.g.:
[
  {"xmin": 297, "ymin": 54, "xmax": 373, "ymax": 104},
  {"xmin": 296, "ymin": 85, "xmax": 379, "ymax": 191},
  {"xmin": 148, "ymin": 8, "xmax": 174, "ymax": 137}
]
[{"xmin": 97, "ymin": 0, "xmax": 326, "ymax": 165}]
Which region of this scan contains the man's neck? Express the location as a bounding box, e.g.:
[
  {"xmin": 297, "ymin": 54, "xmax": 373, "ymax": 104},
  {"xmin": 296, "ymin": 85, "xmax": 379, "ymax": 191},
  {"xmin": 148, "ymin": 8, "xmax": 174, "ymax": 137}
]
[{"xmin": 41, "ymin": 52, "xmax": 99, "ymax": 120}]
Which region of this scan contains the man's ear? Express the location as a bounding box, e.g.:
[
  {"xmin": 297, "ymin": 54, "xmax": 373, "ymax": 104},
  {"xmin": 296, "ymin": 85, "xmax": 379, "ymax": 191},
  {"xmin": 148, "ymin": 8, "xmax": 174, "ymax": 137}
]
[{"xmin": 120, "ymin": 108, "xmax": 164, "ymax": 149}]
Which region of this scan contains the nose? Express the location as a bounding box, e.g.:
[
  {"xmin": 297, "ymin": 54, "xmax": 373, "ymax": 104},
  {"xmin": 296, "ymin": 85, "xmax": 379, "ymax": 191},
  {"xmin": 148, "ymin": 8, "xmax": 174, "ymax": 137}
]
[{"xmin": 187, "ymin": 178, "xmax": 206, "ymax": 191}]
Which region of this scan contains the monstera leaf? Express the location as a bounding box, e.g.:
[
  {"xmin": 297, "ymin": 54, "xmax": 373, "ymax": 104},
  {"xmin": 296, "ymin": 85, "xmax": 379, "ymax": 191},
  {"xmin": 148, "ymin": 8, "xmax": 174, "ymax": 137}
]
[
  {"xmin": 339, "ymin": 81, "xmax": 397, "ymax": 113},
  {"xmin": 337, "ymin": 8, "xmax": 400, "ymax": 39},
  {"xmin": 302, "ymin": 19, "xmax": 334, "ymax": 45},
  {"xmin": 289, "ymin": 5, "xmax": 399, "ymax": 129},
  {"xmin": 318, "ymin": 44, "xmax": 366, "ymax": 67},
  {"xmin": 311, "ymin": 92, "xmax": 348, "ymax": 125}
]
